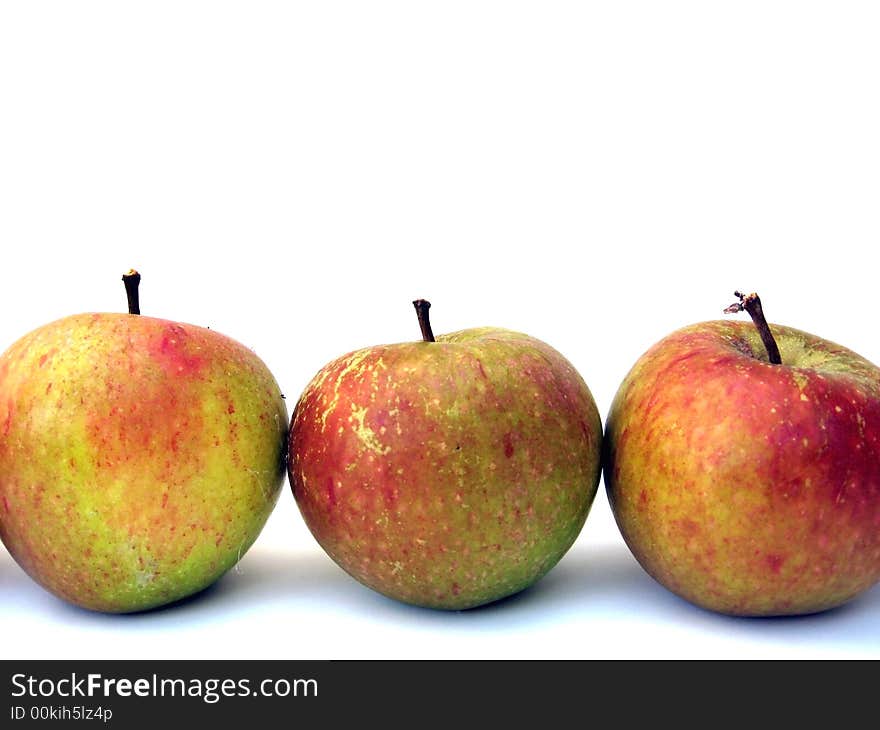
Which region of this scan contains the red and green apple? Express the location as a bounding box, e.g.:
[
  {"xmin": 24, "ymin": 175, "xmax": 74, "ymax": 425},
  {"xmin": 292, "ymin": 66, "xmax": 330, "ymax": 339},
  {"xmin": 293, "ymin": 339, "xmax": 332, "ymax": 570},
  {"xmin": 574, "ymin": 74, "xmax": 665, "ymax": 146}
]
[
  {"xmin": 0, "ymin": 271, "xmax": 288, "ymax": 613},
  {"xmin": 289, "ymin": 300, "xmax": 602, "ymax": 610},
  {"xmin": 604, "ymin": 291, "xmax": 880, "ymax": 616}
]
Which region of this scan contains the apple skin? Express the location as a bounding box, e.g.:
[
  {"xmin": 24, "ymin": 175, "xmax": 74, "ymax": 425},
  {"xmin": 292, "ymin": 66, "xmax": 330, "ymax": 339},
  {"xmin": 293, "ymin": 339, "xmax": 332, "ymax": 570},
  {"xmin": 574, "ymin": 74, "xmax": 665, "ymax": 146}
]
[
  {"xmin": 0, "ymin": 313, "xmax": 288, "ymax": 613},
  {"xmin": 289, "ymin": 327, "xmax": 601, "ymax": 610},
  {"xmin": 604, "ymin": 319, "xmax": 880, "ymax": 616}
]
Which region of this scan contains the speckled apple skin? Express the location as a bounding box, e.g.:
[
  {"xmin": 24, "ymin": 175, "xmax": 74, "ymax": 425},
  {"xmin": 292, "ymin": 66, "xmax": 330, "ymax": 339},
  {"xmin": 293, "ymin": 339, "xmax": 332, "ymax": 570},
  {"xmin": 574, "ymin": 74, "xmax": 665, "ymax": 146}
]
[
  {"xmin": 604, "ymin": 320, "xmax": 880, "ymax": 616},
  {"xmin": 0, "ymin": 313, "xmax": 288, "ymax": 613},
  {"xmin": 289, "ymin": 328, "xmax": 601, "ymax": 610}
]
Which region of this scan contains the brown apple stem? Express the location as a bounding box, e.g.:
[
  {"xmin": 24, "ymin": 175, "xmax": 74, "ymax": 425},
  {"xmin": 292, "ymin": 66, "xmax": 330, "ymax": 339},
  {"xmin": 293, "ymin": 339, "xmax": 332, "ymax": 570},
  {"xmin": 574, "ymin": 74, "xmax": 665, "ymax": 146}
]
[
  {"xmin": 724, "ymin": 290, "xmax": 782, "ymax": 365},
  {"xmin": 122, "ymin": 269, "xmax": 141, "ymax": 315},
  {"xmin": 412, "ymin": 299, "xmax": 435, "ymax": 342}
]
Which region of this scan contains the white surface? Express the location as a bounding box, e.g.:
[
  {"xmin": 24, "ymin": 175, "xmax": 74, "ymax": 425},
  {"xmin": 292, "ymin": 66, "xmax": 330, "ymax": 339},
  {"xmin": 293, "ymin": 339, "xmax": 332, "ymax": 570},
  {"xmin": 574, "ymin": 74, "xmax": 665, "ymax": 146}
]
[{"xmin": 1, "ymin": 2, "xmax": 879, "ymax": 660}]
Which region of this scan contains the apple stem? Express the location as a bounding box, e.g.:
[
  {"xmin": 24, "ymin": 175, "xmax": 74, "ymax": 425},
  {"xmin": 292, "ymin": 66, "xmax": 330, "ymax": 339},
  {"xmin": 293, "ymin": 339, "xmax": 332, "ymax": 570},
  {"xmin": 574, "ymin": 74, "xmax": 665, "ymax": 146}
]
[
  {"xmin": 724, "ymin": 291, "xmax": 782, "ymax": 365},
  {"xmin": 412, "ymin": 299, "xmax": 435, "ymax": 342},
  {"xmin": 123, "ymin": 269, "xmax": 141, "ymax": 315}
]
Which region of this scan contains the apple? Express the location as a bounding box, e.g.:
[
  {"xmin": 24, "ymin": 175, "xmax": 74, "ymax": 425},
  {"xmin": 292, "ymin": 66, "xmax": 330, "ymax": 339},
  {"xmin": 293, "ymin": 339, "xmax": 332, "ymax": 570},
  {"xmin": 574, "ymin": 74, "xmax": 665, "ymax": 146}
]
[
  {"xmin": 288, "ymin": 300, "xmax": 602, "ymax": 610},
  {"xmin": 0, "ymin": 271, "xmax": 288, "ymax": 613},
  {"xmin": 603, "ymin": 291, "xmax": 880, "ymax": 616}
]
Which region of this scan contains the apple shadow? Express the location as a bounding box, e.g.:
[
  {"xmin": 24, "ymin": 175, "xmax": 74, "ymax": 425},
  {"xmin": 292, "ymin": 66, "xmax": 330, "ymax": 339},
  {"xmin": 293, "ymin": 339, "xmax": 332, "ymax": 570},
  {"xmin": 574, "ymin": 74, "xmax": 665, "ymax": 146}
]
[
  {"xmin": 295, "ymin": 544, "xmax": 649, "ymax": 613},
  {"xmin": 208, "ymin": 549, "xmax": 374, "ymax": 613},
  {"xmin": 0, "ymin": 548, "xmax": 35, "ymax": 589},
  {"xmin": 719, "ymin": 585, "xmax": 880, "ymax": 655},
  {"xmin": 462, "ymin": 543, "xmax": 663, "ymax": 621},
  {"xmin": 527, "ymin": 546, "xmax": 880, "ymax": 657},
  {"xmin": 261, "ymin": 542, "xmax": 879, "ymax": 657},
  {"xmin": 0, "ymin": 554, "xmax": 31, "ymax": 599},
  {"xmin": 203, "ymin": 542, "xmax": 667, "ymax": 634},
  {"xmin": 0, "ymin": 552, "xmax": 17, "ymax": 589},
  {"xmin": 15, "ymin": 541, "xmax": 880, "ymax": 658},
  {"xmin": 39, "ymin": 549, "xmax": 369, "ymax": 629},
  {"xmin": 0, "ymin": 553, "xmax": 77, "ymax": 618}
]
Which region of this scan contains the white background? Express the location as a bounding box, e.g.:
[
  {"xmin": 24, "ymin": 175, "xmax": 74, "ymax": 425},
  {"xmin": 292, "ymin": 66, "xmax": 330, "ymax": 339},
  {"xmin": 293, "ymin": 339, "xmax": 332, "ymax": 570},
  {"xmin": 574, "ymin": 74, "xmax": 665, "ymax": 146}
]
[{"xmin": 1, "ymin": 2, "xmax": 878, "ymax": 660}]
